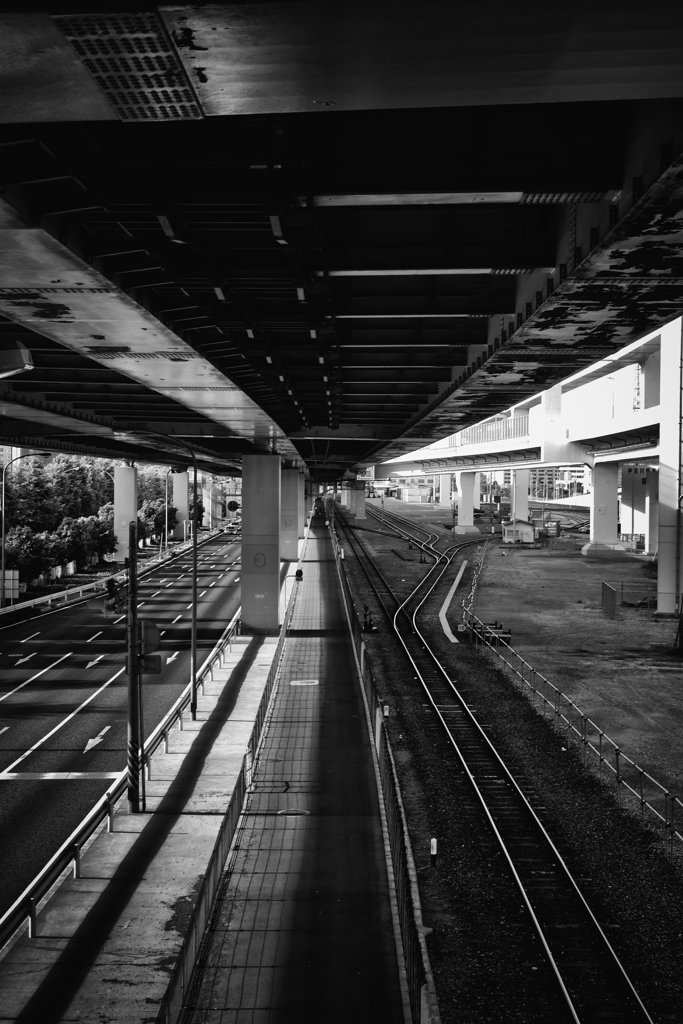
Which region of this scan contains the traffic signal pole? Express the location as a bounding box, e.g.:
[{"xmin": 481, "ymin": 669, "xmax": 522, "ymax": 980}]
[{"xmin": 127, "ymin": 521, "xmax": 141, "ymax": 812}]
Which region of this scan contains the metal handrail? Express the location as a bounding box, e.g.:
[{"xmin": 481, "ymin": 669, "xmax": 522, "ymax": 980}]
[
  {"xmin": 462, "ymin": 604, "xmax": 683, "ymax": 861},
  {"xmin": 0, "ymin": 602, "xmax": 242, "ymax": 953}
]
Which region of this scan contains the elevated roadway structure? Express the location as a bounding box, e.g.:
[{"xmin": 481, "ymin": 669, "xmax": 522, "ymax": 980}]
[{"xmin": 0, "ymin": 1, "xmax": 682, "ymax": 629}]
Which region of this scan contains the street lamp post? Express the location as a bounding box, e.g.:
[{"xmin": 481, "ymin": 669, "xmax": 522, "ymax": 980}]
[{"xmin": 1, "ymin": 451, "xmax": 50, "ymax": 608}]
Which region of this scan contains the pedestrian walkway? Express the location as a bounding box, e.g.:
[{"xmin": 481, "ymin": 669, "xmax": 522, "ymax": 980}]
[{"xmin": 182, "ymin": 524, "xmax": 405, "ymax": 1023}]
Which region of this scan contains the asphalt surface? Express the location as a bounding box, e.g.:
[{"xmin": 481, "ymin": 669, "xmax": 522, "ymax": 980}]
[{"xmin": 0, "ymin": 532, "xmax": 241, "ymax": 920}]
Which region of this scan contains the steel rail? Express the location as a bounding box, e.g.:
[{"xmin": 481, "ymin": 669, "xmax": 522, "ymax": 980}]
[{"xmin": 345, "ymin": 515, "xmax": 654, "ymax": 1024}]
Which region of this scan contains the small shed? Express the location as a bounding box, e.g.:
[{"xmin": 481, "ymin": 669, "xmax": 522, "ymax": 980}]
[{"xmin": 502, "ymin": 519, "xmax": 535, "ymax": 544}]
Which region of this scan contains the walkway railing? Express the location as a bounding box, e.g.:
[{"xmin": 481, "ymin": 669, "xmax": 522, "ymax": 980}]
[
  {"xmin": 157, "ymin": 517, "xmax": 311, "ymax": 1024},
  {"xmin": 461, "ymin": 605, "xmax": 683, "ymax": 865},
  {"xmin": 0, "ymin": 603, "xmax": 242, "ymax": 954},
  {"xmin": 328, "ymin": 502, "xmax": 440, "ymax": 1024}
]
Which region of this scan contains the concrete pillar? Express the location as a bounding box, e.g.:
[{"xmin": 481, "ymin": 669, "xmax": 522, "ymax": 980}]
[
  {"xmin": 438, "ymin": 473, "xmax": 451, "ymax": 505},
  {"xmin": 113, "ymin": 465, "xmax": 137, "ymax": 554},
  {"xmin": 645, "ymin": 470, "xmax": 658, "ymax": 555},
  {"xmin": 298, "ymin": 473, "xmax": 306, "ymax": 538},
  {"xmin": 457, "ymin": 471, "xmax": 475, "ymax": 526},
  {"xmin": 280, "ymin": 469, "xmax": 299, "ymax": 561},
  {"xmin": 355, "ymin": 483, "xmax": 366, "ymax": 520},
  {"xmin": 582, "ymin": 462, "xmax": 623, "ymax": 554},
  {"xmin": 512, "ymin": 469, "xmax": 530, "ymax": 522},
  {"xmin": 242, "ymin": 454, "xmax": 281, "ymax": 635},
  {"xmin": 620, "ymin": 465, "xmax": 648, "ymax": 537},
  {"xmin": 657, "ymin": 318, "xmax": 683, "ymax": 615},
  {"xmin": 172, "ymin": 471, "xmax": 189, "ymax": 540},
  {"xmin": 341, "ymin": 486, "xmax": 348, "ymax": 507}
]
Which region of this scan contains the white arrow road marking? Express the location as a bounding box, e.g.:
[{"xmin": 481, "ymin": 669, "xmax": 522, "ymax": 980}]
[
  {"xmin": 4, "ymin": 667, "xmax": 124, "ymax": 773},
  {"xmin": 21, "ymin": 632, "xmax": 40, "ymax": 643},
  {"xmin": 86, "ymin": 631, "xmax": 102, "ymax": 643},
  {"xmin": 15, "ymin": 653, "xmax": 36, "ymax": 666},
  {"xmin": 166, "ymin": 652, "xmax": 179, "ymax": 664},
  {"xmin": 234, "ymin": 577, "xmax": 240, "ymax": 582},
  {"xmin": 0, "ymin": 652, "xmax": 72, "ymax": 703},
  {"xmin": 86, "ymin": 655, "xmax": 104, "ymax": 669},
  {"xmin": 84, "ymin": 725, "xmax": 110, "ymax": 753},
  {"xmin": 172, "ymin": 615, "xmax": 182, "ymax": 623}
]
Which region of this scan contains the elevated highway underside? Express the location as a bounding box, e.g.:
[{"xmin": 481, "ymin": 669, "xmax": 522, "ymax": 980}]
[{"xmin": 1, "ymin": 2, "xmax": 683, "ymax": 477}]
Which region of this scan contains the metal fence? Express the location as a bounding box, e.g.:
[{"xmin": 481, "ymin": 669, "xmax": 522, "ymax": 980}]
[
  {"xmin": 602, "ymin": 581, "xmax": 619, "ymax": 619},
  {"xmin": 0, "ymin": 604, "xmax": 242, "ymax": 954},
  {"xmin": 458, "ymin": 414, "xmax": 530, "ymax": 447},
  {"xmin": 601, "ymin": 579, "xmax": 658, "ymax": 618},
  {"xmin": 462, "ymin": 606, "xmax": 683, "ymax": 865},
  {"xmin": 328, "ymin": 508, "xmax": 440, "ymax": 1024}
]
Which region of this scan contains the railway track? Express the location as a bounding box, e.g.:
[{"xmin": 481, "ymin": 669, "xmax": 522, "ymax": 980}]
[{"xmin": 332, "ymin": 501, "xmax": 654, "ymax": 1024}]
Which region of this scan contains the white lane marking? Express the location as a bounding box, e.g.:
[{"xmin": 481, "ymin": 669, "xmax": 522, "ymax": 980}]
[
  {"xmin": 3, "ymin": 667, "xmax": 125, "ymax": 773},
  {"xmin": 166, "ymin": 652, "xmax": 179, "ymax": 664},
  {"xmin": 186, "ymin": 603, "xmax": 193, "ymax": 610},
  {"xmin": 160, "ymin": 630, "xmax": 166, "ymax": 636},
  {"xmin": 0, "ymin": 726, "xmax": 9, "ymax": 736},
  {"xmin": 439, "ymin": 560, "xmax": 468, "ymax": 644},
  {"xmin": 0, "ymin": 653, "xmax": 73, "ymax": 704},
  {"xmin": 137, "ymin": 602, "xmax": 145, "ymax": 608},
  {"xmin": 290, "ymin": 679, "xmax": 319, "ymax": 686},
  {"xmin": 86, "ymin": 655, "xmax": 104, "ymax": 669},
  {"xmin": 234, "ymin": 577, "xmax": 240, "ymax": 582},
  {"xmin": 0, "ymin": 772, "xmax": 121, "ymax": 780},
  {"xmin": 172, "ymin": 615, "xmax": 182, "ymax": 623},
  {"xmin": 164, "ymin": 583, "xmax": 175, "ymax": 588},
  {"xmin": 199, "ymin": 590, "xmax": 207, "ymax": 597},
  {"xmin": 114, "ymin": 615, "xmax": 125, "ymax": 624},
  {"xmin": 209, "ymin": 581, "xmax": 216, "ymax": 587},
  {"xmin": 15, "ymin": 652, "xmax": 36, "ymax": 667},
  {"xmin": 84, "ymin": 725, "xmax": 110, "ymax": 753},
  {"xmin": 151, "ymin": 591, "xmax": 160, "ymax": 597},
  {"xmin": 86, "ymin": 631, "xmax": 102, "ymax": 643},
  {"xmin": 21, "ymin": 632, "xmax": 40, "ymax": 643}
]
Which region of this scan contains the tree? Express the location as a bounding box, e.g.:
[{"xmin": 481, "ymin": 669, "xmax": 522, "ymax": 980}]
[
  {"xmin": 3, "ymin": 456, "xmax": 57, "ymax": 532},
  {"xmin": 189, "ymin": 492, "xmax": 205, "ymax": 527},
  {"xmin": 139, "ymin": 498, "xmax": 177, "ymax": 540},
  {"xmin": 4, "ymin": 527, "xmax": 48, "ymax": 581}
]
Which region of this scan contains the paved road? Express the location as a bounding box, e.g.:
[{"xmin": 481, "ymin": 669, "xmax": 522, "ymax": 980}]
[{"xmin": 0, "ymin": 532, "xmax": 241, "ymax": 920}]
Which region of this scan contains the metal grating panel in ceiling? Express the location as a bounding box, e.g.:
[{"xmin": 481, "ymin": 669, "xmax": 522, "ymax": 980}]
[{"xmin": 53, "ymin": 12, "xmax": 203, "ymax": 122}]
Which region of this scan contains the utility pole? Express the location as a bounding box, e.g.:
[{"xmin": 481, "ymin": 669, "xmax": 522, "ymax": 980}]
[{"xmin": 126, "ymin": 521, "xmax": 141, "ymax": 813}]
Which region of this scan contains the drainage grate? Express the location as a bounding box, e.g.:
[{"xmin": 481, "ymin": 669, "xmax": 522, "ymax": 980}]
[{"xmin": 53, "ymin": 12, "xmax": 203, "ymax": 121}]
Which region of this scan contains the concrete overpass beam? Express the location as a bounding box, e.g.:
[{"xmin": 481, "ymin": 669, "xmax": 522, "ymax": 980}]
[
  {"xmin": 113, "ymin": 465, "xmax": 137, "ymax": 555},
  {"xmin": 280, "ymin": 469, "xmax": 299, "ymax": 561},
  {"xmin": 171, "ymin": 471, "xmax": 189, "ymax": 541},
  {"xmin": 241, "ymin": 454, "xmax": 281, "ymax": 635}
]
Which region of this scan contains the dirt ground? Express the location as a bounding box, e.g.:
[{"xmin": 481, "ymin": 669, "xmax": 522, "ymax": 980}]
[{"xmin": 474, "ymin": 544, "xmax": 683, "ymax": 797}]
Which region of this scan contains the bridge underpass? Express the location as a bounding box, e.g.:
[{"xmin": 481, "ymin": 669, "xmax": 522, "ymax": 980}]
[{"xmin": 0, "ymin": 6, "xmax": 682, "ymax": 1020}]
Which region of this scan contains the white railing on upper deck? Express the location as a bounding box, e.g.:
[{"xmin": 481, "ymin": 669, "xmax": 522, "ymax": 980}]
[{"xmin": 434, "ymin": 413, "xmax": 530, "ymax": 451}]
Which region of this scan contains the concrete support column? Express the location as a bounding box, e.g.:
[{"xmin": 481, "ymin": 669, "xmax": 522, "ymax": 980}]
[
  {"xmin": 657, "ymin": 318, "xmax": 683, "ymax": 614},
  {"xmin": 582, "ymin": 462, "xmax": 623, "ymax": 554},
  {"xmin": 113, "ymin": 465, "xmax": 137, "ymax": 554},
  {"xmin": 297, "ymin": 473, "xmax": 306, "ymax": 538},
  {"xmin": 512, "ymin": 469, "xmax": 530, "ymax": 521},
  {"xmin": 439, "ymin": 473, "xmax": 451, "ymax": 505},
  {"xmin": 172, "ymin": 471, "xmax": 189, "ymax": 540},
  {"xmin": 645, "ymin": 471, "xmax": 658, "ymax": 555},
  {"xmin": 355, "ymin": 483, "xmax": 366, "ymax": 520},
  {"xmin": 620, "ymin": 466, "xmax": 648, "ymax": 536},
  {"xmin": 280, "ymin": 469, "xmax": 299, "ymax": 561},
  {"xmin": 341, "ymin": 486, "xmax": 348, "ymax": 507},
  {"xmin": 456, "ymin": 471, "xmax": 475, "ymax": 526},
  {"xmin": 473, "ymin": 471, "xmax": 481, "ymax": 509},
  {"xmin": 242, "ymin": 454, "xmax": 281, "ymax": 635}
]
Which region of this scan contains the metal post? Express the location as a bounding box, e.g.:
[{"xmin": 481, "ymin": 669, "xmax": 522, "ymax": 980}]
[
  {"xmin": 190, "ymin": 462, "xmax": 198, "ymax": 719},
  {"xmin": 127, "ymin": 521, "xmax": 141, "ymax": 813}
]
